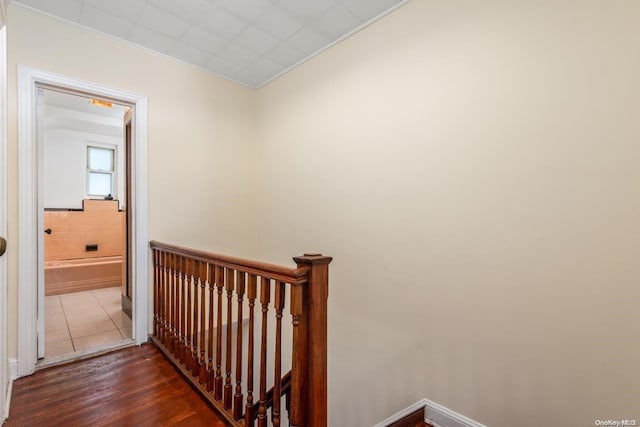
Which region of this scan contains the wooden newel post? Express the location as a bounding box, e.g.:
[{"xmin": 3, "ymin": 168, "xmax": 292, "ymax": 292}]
[{"xmin": 293, "ymin": 253, "xmax": 332, "ymax": 427}]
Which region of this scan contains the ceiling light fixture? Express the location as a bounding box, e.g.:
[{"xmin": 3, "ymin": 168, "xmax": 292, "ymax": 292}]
[{"xmin": 89, "ymin": 99, "xmax": 113, "ymax": 108}]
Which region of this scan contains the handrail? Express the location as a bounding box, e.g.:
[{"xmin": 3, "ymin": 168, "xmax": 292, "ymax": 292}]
[{"xmin": 150, "ymin": 240, "xmax": 310, "ymax": 285}]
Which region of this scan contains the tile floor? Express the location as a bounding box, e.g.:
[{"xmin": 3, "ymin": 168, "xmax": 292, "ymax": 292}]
[{"xmin": 44, "ymin": 287, "xmax": 132, "ymax": 362}]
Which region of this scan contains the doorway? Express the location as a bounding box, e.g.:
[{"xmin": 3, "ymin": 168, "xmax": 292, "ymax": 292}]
[
  {"xmin": 17, "ymin": 66, "xmax": 149, "ymax": 377},
  {"xmin": 40, "ymin": 89, "xmax": 132, "ymax": 364}
]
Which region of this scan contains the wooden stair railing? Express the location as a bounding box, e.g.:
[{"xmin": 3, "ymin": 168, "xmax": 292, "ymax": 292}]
[{"xmin": 150, "ymin": 241, "xmax": 332, "ymax": 427}]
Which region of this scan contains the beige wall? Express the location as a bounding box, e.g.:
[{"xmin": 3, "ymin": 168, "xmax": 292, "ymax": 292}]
[
  {"xmin": 256, "ymin": 1, "xmax": 640, "ymax": 426},
  {"xmin": 6, "ymin": 5, "xmax": 257, "ymax": 358}
]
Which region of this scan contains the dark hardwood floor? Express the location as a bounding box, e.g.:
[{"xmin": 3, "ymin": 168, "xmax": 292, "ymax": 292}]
[{"xmin": 5, "ymin": 344, "xmax": 227, "ymax": 427}]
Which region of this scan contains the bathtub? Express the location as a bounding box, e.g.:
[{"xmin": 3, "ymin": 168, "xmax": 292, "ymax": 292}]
[{"xmin": 45, "ymin": 255, "xmax": 124, "ymax": 296}]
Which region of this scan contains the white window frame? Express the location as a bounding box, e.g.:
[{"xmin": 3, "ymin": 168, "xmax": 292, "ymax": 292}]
[{"xmin": 86, "ymin": 143, "xmax": 116, "ymax": 199}]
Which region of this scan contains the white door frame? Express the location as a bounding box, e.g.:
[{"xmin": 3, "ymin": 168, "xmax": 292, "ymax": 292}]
[
  {"xmin": 0, "ymin": 4, "xmax": 9, "ymax": 419},
  {"xmin": 35, "ymin": 88, "xmax": 44, "ymax": 360},
  {"xmin": 17, "ymin": 66, "xmax": 149, "ymax": 377}
]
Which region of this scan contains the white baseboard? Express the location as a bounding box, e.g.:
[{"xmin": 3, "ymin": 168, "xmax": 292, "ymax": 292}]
[
  {"xmin": 423, "ymin": 399, "xmax": 486, "ymax": 427},
  {"xmin": 9, "ymin": 357, "xmax": 17, "ymax": 379},
  {"xmin": 3, "ymin": 358, "xmax": 18, "ymax": 422},
  {"xmin": 374, "ymin": 398, "xmax": 486, "ymax": 427},
  {"xmin": 3, "ymin": 376, "xmax": 12, "ymax": 421},
  {"xmin": 374, "ymin": 400, "xmax": 430, "ymax": 427}
]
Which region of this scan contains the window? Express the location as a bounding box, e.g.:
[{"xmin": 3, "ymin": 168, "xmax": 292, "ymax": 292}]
[{"xmin": 87, "ymin": 146, "xmax": 115, "ymax": 197}]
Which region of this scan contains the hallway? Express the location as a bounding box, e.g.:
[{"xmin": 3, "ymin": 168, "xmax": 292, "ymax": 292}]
[{"xmin": 6, "ymin": 344, "xmax": 226, "ymax": 426}]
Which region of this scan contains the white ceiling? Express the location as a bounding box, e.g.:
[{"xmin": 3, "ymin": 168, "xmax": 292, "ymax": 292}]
[
  {"xmin": 45, "ymin": 90, "xmax": 127, "ymax": 119},
  {"xmin": 13, "ymin": 0, "xmax": 408, "ymax": 88},
  {"xmin": 44, "ymin": 90, "xmax": 126, "ymax": 137}
]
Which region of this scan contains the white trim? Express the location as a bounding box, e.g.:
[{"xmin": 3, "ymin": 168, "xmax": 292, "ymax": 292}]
[
  {"xmin": 423, "ymin": 399, "xmax": 487, "ymax": 427},
  {"xmin": 4, "ymin": 358, "xmax": 16, "ymax": 423},
  {"xmin": 86, "ymin": 145, "xmax": 116, "ymax": 198},
  {"xmin": 3, "ymin": 378, "xmax": 11, "ymax": 422},
  {"xmin": 7, "ymin": 358, "xmax": 16, "ymax": 380},
  {"xmin": 373, "ymin": 399, "xmax": 430, "ymax": 427},
  {"xmin": 0, "ymin": 23, "xmax": 7, "ymax": 425},
  {"xmin": 374, "ymin": 399, "xmax": 487, "ymax": 427},
  {"xmin": 0, "ymin": 0, "xmax": 7, "ymax": 28},
  {"xmin": 35, "ymin": 88, "xmax": 44, "ymax": 358},
  {"xmin": 17, "ymin": 66, "xmax": 149, "ymax": 377},
  {"xmin": 17, "ymin": 66, "xmax": 37, "ymax": 377},
  {"xmin": 4, "ymin": 359, "xmax": 16, "ymax": 423}
]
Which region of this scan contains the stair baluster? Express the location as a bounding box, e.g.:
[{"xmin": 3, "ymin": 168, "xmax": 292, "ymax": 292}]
[
  {"xmin": 234, "ymin": 272, "xmax": 246, "ymax": 420},
  {"xmin": 257, "ymin": 277, "xmax": 271, "ymax": 427},
  {"xmin": 245, "ymin": 274, "xmax": 258, "ymax": 425}
]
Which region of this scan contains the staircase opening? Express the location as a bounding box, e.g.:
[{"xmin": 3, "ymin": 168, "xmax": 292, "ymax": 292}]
[{"xmin": 150, "ymin": 241, "xmax": 332, "ymax": 427}]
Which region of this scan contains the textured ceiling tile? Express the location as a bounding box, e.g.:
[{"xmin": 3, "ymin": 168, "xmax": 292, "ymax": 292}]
[
  {"xmin": 340, "ymin": 0, "xmax": 403, "ymax": 21},
  {"xmin": 237, "ymin": 67, "xmax": 274, "ymax": 88},
  {"xmin": 194, "ymin": 3, "xmax": 248, "ymax": 40},
  {"xmin": 205, "ymin": 56, "xmax": 244, "ymax": 79},
  {"xmin": 264, "ymin": 42, "xmax": 307, "ymax": 67},
  {"xmin": 18, "ymin": 0, "xmax": 82, "ymax": 22},
  {"xmin": 287, "ymin": 27, "xmax": 332, "ymax": 55},
  {"xmin": 313, "ymin": 4, "xmax": 362, "ymax": 40},
  {"xmin": 79, "ymin": 5, "xmax": 135, "ymax": 40},
  {"xmin": 253, "ymin": 5, "xmax": 305, "ymax": 40},
  {"xmin": 15, "ymin": 0, "xmax": 407, "ymax": 87},
  {"xmin": 278, "ymin": 0, "xmax": 336, "ymax": 21},
  {"xmin": 251, "ymin": 58, "xmax": 281, "ymax": 75},
  {"xmin": 84, "ymin": 0, "xmax": 146, "ymax": 23},
  {"xmin": 214, "ymin": 0, "xmax": 274, "ymax": 23},
  {"xmin": 217, "ymin": 44, "xmax": 261, "ymax": 69},
  {"xmin": 129, "ymin": 26, "xmax": 181, "ymax": 56},
  {"xmin": 181, "ymin": 26, "xmax": 228, "ymax": 55},
  {"xmin": 147, "ymin": 0, "xmax": 210, "ymax": 22},
  {"xmin": 166, "ymin": 43, "xmax": 212, "ymax": 69},
  {"xmin": 138, "ymin": 5, "xmax": 191, "ymax": 39},
  {"xmin": 234, "ymin": 26, "xmax": 280, "ymax": 55}
]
